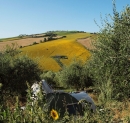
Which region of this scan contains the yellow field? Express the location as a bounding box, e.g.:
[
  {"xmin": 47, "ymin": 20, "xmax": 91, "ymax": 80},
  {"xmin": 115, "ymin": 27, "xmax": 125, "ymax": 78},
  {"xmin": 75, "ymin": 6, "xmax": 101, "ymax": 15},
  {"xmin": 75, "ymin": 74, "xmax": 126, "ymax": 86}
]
[{"xmin": 21, "ymin": 33, "xmax": 91, "ymax": 71}]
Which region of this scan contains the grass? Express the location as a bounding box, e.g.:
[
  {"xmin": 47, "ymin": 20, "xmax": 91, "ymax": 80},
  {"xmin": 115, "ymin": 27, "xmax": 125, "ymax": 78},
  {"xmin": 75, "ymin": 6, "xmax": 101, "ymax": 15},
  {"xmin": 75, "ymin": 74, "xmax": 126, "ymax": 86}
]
[
  {"xmin": 0, "ymin": 37, "xmax": 19, "ymax": 42},
  {"xmin": 0, "ymin": 31, "xmax": 79, "ymax": 42},
  {"xmin": 21, "ymin": 33, "xmax": 92, "ymax": 71},
  {"xmin": 53, "ymin": 31, "xmax": 84, "ymax": 36},
  {"xmin": 0, "ymin": 36, "xmax": 27, "ymax": 42},
  {"xmin": 0, "ymin": 29, "xmax": 130, "ymax": 122},
  {"xmin": 1, "ymin": 86, "xmax": 130, "ymax": 123}
]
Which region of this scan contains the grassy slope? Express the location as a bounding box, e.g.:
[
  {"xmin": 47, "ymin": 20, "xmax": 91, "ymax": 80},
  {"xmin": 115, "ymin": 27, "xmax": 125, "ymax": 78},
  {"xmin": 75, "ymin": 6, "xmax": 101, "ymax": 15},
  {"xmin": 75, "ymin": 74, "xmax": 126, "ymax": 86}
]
[
  {"xmin": 21, "ymin": 33, "xmax": 91, "ymax": 71},
  {"xmin": 0, "ymin": 37, "xmax": 27, "ymax": 42}
]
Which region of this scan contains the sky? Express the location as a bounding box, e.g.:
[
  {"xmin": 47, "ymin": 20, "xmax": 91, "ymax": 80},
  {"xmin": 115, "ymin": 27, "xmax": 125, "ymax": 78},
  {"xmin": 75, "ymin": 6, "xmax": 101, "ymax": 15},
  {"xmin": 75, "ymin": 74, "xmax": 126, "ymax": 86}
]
[{"xmin": 0, "ymin": 0, "xmax": 130, "ymax": 38}]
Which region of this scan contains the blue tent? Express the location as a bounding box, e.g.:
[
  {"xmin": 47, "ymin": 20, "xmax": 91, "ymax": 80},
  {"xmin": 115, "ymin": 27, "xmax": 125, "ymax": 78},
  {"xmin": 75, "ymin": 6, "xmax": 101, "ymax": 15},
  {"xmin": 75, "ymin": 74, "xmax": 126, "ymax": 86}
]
[{"xmin": 41, "ymin": 80, "xmax": 96, "ymax": 117}]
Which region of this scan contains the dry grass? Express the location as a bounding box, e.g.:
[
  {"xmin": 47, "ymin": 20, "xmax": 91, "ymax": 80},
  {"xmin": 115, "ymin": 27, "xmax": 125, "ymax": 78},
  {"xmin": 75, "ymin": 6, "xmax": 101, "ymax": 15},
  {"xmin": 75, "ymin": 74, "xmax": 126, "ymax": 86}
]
[
  {"xmin": 0, "ymin": 35, "xmax": 65, "ymax": 51},
  {"xmin": 88, "ymin": 93, "xmax": 130, "ymax": 121},
  {"xmin": 0, "ymin": 37, "xmax": 46, "ymax": 51},
  {"xmin": 104, "ymin": 100, "xmax": 130, "ymax": 121},
  {"xmin": 77, "ymin": 37, "xmax": 95, "ymax": 50}
]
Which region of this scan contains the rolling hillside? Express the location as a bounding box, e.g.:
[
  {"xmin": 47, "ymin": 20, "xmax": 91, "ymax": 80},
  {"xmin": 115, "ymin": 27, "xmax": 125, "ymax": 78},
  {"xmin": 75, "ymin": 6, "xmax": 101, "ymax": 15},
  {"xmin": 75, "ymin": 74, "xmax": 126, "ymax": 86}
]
[{"xmin": 21, "ymin": 33, "xmax": 92, "ymax": 71}]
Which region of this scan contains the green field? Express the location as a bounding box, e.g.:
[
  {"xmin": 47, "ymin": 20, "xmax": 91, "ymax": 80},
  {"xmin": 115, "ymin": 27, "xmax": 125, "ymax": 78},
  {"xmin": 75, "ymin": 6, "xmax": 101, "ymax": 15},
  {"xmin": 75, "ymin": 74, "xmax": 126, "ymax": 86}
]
[{"xmin": 0, "ymin": 36, "xmax": 27, "ymax": 42}]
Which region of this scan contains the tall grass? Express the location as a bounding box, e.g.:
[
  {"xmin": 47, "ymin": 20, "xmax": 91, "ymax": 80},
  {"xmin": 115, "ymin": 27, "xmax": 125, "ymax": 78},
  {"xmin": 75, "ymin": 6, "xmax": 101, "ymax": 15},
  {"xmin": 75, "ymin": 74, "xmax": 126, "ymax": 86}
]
[{"xmin": 0, "ymin": 84, "xmax": 130, "ymax": 123}]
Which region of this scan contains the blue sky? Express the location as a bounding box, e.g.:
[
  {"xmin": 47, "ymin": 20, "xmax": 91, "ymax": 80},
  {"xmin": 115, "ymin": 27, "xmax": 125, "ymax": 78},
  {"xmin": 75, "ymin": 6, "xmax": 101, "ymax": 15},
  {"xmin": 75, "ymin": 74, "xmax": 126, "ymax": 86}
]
[{"xmin": 0, "ymin": 0, "xmax": 130, "ymax": 38}]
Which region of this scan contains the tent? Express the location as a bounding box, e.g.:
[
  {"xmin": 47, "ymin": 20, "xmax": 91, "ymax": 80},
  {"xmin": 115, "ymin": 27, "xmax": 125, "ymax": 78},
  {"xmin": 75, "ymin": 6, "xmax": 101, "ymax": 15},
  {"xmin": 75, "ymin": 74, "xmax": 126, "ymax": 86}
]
[{"xmin": 41, "ymin": 80, "xmax": 96, "ymax": 117}]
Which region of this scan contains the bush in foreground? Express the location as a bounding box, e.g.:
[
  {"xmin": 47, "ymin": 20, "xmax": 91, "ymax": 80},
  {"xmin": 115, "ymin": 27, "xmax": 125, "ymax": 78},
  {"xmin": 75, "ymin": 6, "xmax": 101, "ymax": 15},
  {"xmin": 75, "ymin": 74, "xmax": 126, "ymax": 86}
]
[
  {"xmin": 0, "ymin": 44, "xmax": 42, "ymax": 95},
  {"xmin": 86, "ymin": 2, "xmax": 130, "ymax": 101}
]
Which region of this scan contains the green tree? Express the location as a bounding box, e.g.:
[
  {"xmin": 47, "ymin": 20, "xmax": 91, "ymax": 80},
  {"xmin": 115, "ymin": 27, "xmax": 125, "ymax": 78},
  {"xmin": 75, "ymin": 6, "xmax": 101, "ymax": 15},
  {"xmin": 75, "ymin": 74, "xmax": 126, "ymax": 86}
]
[
  {"xmin": 40, "ymin": 71, "xmax": 58, "ymax": 86},
  {"xmin": 87, "ymin": 2, "xmax": 130, "ymax": 100},
  {"xmin": 0, "ymin": 45, "xmax": 42, "ymax": 95},
  {"xmin": 44, "ymin": 38, "xmax": 46, "ymax": 42},
  {"xmin": 58, "ymin": 60, "xmax": 93, "ymax": 89}
]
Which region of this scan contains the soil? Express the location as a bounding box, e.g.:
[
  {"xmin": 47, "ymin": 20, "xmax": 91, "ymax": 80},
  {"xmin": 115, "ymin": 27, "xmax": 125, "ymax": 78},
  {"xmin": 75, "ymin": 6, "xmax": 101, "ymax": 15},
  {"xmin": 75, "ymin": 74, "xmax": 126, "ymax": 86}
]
[
  {"xmin": 0, "ymin": 36, "xmax": 63, "ymax": 51},
  {"xmin": 0, "ymin": 37, "xmax": 46, "ymax": 51},
  {"xmin": 77, "ymin": 37, "xmax": 94, "ymax": 50}
]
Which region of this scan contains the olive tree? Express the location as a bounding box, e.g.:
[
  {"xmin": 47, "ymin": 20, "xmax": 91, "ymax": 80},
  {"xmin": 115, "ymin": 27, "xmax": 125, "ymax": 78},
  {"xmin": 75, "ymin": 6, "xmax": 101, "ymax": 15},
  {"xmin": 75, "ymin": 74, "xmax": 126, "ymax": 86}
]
[
  {"xmin": 58, "ymin": 60, "xmax": 93, "ymax": 90},
  {"xmin": 87, "ymin": 2, "xmax": 130, "ymax": 101},
  {"xmin": 0, "ymin": 45, "xmax": 42, "ymax": 95}
]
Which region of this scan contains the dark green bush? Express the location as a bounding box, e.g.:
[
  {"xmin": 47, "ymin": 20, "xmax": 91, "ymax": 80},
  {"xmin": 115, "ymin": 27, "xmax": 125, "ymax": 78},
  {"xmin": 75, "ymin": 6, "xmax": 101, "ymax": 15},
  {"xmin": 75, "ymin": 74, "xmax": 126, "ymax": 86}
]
[
  {"xmin": 19, "ymin": 46, "xmax": 22, "ymax": 48},
  {"xmin": 32, "ymin": 41, "xmax": 38, "ymax": 45},
  {"xmin": 58, "ymin": 60, "xmax": 93, "ymax": 89},
  {"xmin": 44, "ymin": 38, "xmax": 47, "ymax": 42},
  {"xmin": 40, "ymin": 40, "xmax": 43, "ymax": 43},
  {"xmin": 87, "ymin": 3, "xmax": 130, "ymax": 100}
]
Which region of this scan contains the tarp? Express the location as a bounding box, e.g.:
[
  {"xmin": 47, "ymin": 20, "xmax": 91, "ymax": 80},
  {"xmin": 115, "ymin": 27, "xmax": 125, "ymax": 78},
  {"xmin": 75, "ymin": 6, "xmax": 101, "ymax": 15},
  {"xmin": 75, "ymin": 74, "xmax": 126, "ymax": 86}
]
[{"xmin": 70, "ymin": 91, "xmax": 96, "ymax": 112}]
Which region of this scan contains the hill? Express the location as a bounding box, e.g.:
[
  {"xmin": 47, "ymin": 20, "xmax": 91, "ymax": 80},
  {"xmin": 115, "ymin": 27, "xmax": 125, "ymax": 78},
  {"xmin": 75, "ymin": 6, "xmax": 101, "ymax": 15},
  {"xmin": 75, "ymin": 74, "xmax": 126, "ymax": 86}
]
[
  {"xmin": 21, "ymin": 32, "xmax": 93, "ymax": 71},
  {"xmin": 0, "ymin": 31, "xmax": 96, "ymax": 71},
  {"xmin": 0, "ymin": 33, "xmax": 63, "ymax": 51}
]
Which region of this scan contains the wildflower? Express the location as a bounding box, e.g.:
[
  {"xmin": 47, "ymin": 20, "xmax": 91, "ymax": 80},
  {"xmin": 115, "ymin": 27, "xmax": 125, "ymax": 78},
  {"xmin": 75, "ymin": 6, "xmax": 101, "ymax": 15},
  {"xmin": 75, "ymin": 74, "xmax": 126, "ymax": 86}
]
[{"xmin": 50, "ymin": 109, "xmax": 59, "ymax": 120}]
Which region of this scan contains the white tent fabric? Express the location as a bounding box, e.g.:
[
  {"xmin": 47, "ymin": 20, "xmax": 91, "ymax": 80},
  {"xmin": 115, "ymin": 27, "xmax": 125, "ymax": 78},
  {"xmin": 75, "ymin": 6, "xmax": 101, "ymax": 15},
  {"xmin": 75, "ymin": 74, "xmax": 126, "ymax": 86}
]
[
  {"xmin": 31, "ymin": 82, "xmax": 40, "ymax": 97},
  {"xmin": 31, "ymin": 79, "xmax": 54, "ymax": 97}
]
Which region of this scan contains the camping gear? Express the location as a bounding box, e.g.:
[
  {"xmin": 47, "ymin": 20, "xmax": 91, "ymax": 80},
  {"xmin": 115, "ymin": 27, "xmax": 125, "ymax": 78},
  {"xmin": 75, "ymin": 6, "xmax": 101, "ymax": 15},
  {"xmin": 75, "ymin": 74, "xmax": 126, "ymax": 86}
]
[{"xmin": 40, "ymin": 79, "xmax": 96, "ymax": 117}]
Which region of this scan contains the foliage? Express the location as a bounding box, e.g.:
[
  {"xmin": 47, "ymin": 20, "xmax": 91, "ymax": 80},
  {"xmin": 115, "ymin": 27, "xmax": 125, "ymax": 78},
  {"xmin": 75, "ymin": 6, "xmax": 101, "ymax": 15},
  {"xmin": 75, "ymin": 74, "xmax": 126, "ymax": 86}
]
[
  {"xmin": 44, "ymin": 38, "xmax": 47, "ymax": 42},
  {"xmin": 52, "ymin": 30, "xmax": 86, "ymax": 36},
  {"xmin": 58, "ymin": 60, "xmax": 93, "ymax": 89},
  {"xmin": 0, "ymin": 44, "xmax": 42, "ymax": 95},
  {"xmin": 33, "ymin": 41, "xmax": 38, "ymax": 45},
  {"xmin": 40, "ymin": 40, "xmax": 43, "ymax": 43},
  {"xmin": 87, "ymin": 2, "xmax": 130, "ymax": 100},
  {"xmin": 0, "ymin": 85, "xmax": 130, "ymax": 123},
  {"xmin": 40, "ymin": 71, "xmax": 58, "ymax": 86}
]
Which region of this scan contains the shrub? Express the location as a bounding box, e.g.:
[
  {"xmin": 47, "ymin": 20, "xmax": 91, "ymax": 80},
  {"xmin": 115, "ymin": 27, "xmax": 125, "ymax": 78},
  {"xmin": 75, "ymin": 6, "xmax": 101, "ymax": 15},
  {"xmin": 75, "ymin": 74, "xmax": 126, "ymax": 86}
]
[
  {"xmin": 32, "ymin": 41, "xmax": 38, "ymax": 45},
  {"xmin": 48, "ymin": 36, "xmax": 53, "ymax": 41},
  {"xmin": 0, "ymin": 45, "xmax": 42, "ymax": 95},
  {"xmin": 62, "ymin": 36, "xmax": 66, "ymax": 38},
  {"xmin": 58, "ymin": 60, "xmax": 93, "ymax": 89},
  {"xmin": 87, "ymin": 2, "xmax": 130, "ymax": 100},
  {"xmin": 40, "ymin": 40, "xmax": 43, "ymax": 43},
  {"xmin": 40, "ymin": 71, "xmax": 58, "ymax": 87},
  {"xmin": 44, "ymin": 38, "xmax": 46, "ymax": 42}
]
